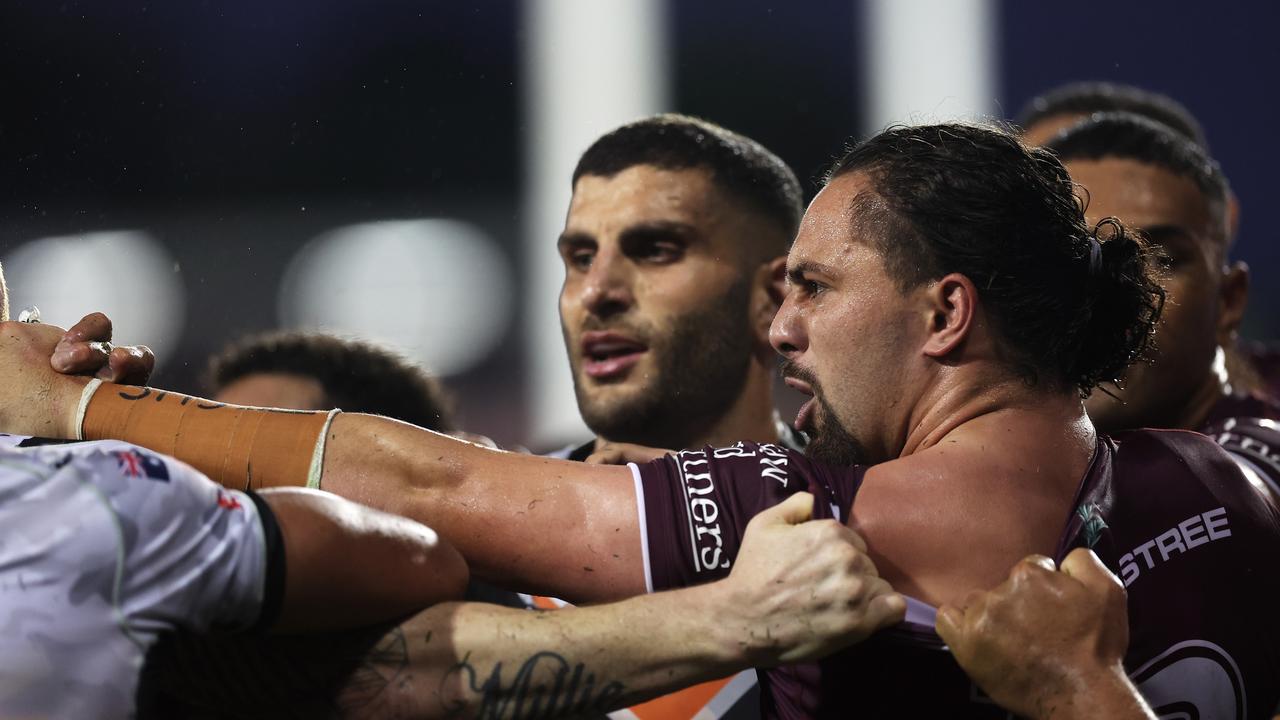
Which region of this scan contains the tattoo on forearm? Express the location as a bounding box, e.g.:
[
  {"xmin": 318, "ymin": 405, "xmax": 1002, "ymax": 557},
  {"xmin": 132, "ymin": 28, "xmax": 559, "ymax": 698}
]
[{"xmin": 440, "ymin": 651, "xmax": 625, "ymax": 719}]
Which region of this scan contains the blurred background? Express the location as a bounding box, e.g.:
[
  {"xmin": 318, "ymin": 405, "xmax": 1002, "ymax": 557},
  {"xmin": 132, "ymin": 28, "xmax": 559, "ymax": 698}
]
[{"xmin": 3, "ymin": 0, "xmax": 1277, "ymax": 449}]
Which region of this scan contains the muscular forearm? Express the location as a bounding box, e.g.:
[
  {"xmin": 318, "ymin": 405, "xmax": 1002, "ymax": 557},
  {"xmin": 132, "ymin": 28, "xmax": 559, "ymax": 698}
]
[
  {"xmin": 154, "ymin": 583, "xmax": 749, "ymax": 720},
  {"xmin": 367, "ymin": 587, "xmax": 745, "ymax": 719}
]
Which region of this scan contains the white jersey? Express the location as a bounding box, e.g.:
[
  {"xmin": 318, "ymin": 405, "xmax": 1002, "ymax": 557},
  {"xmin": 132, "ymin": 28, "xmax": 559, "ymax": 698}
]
[{"xmin": 0, "ymin": 434, "xmax": 279, "ymax": 719}]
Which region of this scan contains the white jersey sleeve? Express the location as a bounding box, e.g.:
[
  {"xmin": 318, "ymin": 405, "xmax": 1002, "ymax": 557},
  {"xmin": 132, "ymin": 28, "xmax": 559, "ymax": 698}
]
[{"xmin": 0, "ymin": 437, "xmax": 281, "ymax": 719}]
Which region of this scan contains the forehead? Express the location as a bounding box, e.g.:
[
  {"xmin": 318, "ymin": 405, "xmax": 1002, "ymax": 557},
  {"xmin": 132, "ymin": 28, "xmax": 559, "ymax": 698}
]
[
  {"xmin": 788, "ymin": 172, "xmax": 869, "ymax": 265},
  {"xmin": 1066, "ymin": 157, "xmax": 1212, "ymax": 232},
  {"xmin": 1021, "ymin": 112, "xmax": 1087, "ymax": 147},
  {"xmin": 565, "ymin": 165, "xmax": 723, "ymax": 231}
]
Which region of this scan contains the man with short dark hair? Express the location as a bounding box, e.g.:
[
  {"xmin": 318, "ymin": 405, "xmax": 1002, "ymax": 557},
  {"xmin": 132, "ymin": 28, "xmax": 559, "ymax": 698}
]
[
  {"xmin": 209, "ymin": 330, "xmax": 456, "ymax": 433},
  {"xmin": 8, "ymin": 123, "xmax": 1279, "ymax": 717},
  {"xmin": 548, "ymin": 114, "xmax": 805, "ymax": 718},
  {"xmin": 1018, "ymin": 82, "xmax": 1280, "ymax": 401},
  {"xmin": 555, "ymin": 113, "xmax": 804, "ymax": 461},
  {"xmin": 1015, "ymin": 80, "xmax": 1208, "ymax": 148}
]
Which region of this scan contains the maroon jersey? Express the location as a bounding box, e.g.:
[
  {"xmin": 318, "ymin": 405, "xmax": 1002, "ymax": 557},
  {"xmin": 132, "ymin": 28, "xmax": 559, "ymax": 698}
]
[
  {"xmin": 1201, "ymin": 391, "xmax": 1280, "ymax": 429},
  {"xmin": 633, "ymin": 435, "xmax": 1280, "ymax": 719}
]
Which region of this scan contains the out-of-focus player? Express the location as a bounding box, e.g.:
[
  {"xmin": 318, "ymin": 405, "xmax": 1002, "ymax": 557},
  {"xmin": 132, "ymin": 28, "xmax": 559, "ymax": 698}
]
[
  {"xmin": 1015, "ymin": 80, "xmax": 1209, "ymax": 149},
  {"xmin": 6, "ymin": 124, "xmax": 1279, "ymax": 717},
  {"xmin": 1017, "ymin": 81, "xmax": 1280, "ymax": 401},
  {"xmin": 208, "ymin": 330, "xmax": 456, "ymax": 433},
  {"xmin": 204, "ymin": 330, "xmax": 524, "ymax": 609},
  {"xmin": 1045, "ymin": 113, "xmax": 1280, "ymax": 502}
]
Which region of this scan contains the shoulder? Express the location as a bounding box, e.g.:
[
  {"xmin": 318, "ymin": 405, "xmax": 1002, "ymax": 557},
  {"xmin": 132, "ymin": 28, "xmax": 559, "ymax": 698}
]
[{"xmin": 1109, "ymin": 427, "xmax": 1269, "ymax": 507}]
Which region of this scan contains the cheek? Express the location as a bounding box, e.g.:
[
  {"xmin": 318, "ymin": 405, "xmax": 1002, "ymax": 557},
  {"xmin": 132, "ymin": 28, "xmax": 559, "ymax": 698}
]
[{"xmin": 1160, "ymin": 274, "xmax": 1218, "ymax": 332}]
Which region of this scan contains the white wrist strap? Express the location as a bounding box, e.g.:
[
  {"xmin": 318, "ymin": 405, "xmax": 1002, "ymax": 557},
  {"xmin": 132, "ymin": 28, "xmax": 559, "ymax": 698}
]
[
  {"xmin": 74, "ymin": 378, "xmax": 104, "ymax": 441},
  {"xmin": 306, "ymin": 409, "xmax": 341, "ymax": 489}
]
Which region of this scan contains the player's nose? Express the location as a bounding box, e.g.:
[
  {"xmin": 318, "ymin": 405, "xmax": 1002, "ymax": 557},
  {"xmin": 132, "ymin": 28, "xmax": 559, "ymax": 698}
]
[
  {"xmin": 770, "ymin": 292, "xmax": 808, "ymax": 358},
  {"xmin": 580, "ymin": 249, "xmax": 634, "ymax": 319}
]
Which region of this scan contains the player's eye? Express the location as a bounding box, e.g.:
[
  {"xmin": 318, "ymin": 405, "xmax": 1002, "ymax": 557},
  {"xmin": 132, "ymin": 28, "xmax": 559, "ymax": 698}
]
[
  {"xmin": 564, "ymin": 246, "xmax": 595, "ymax": 270},
  {"xmin": 636, "ymin": 240, "xmax": 683, "ymax": 264}
]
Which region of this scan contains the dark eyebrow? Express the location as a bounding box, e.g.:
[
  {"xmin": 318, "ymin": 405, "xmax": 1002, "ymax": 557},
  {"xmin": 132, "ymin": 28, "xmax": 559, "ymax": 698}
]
[
  {"xmin": 617, "ymin": 220, "xmax": 699, "ymax": 245},
  {"xmin": 556, "ymin": 231, "xmax": 594, "ymax": 252},
  {"xmin": 786, "ymin": 260, "xmax": 837, "ymax": 284},
  {"xmin": 1136, "ymin": 224, "xmax": 1206, "ymax": 254}
]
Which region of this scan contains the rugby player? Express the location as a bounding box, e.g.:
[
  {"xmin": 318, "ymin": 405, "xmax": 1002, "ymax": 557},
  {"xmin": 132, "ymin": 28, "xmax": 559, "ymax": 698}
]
[
  {"xmin": 1015, "ymin": 80, "xmax": 1208, "ymax": 149},
  {"xmin": 545, "ymin": 113, "xmax": 804, "ymax": 719},
  {"xmin": 1045, "ymin": 113, "xmax": 1280, "ymax": 501},
  {"xmin": 208, "ymin": 330, "xmax": 456, "ymax": 433},
  {"xmin": 6, "ymin": 124, "xmax": 1279, "ymax": 717},
  {"xmin": 1017, "ymin": 82, "xmax": 1280, "ymax": 401}
]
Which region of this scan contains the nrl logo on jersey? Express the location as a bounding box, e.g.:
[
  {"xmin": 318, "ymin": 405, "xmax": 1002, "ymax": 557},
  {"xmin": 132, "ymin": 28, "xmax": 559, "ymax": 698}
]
[{"xmin": 1075, "ymin": 503, "xmax": 1108, "ymax": 548}]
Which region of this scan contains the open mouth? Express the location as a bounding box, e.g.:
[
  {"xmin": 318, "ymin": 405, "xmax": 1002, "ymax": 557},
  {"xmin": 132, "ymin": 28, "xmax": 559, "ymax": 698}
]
[
  {"xmin": 581, "ymin": 332, "xmax": 648, "ymax": 380},
  {"xmin": 783, "ymin": 376, "xmax": 818, "ymax": 431}
]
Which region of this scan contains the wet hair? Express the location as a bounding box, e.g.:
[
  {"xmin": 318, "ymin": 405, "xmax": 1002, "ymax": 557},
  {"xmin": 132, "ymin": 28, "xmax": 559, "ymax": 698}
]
[
  {"xmin": 1046, "ymin": 111, "xmax": 1230, "ymax": 229},
  {"xmin": 207, "ymin": 331, "xmax": 455, "ymax": 431},
  {"xmin": 827, "ymin": 123, "xmax": 1166, "ymax": 396},
  {"xmin": 573, "ymin": 113, "xmax": 804, "ymax": 251},
  {"xmin": 1014, "ymin": 81, "xmax": 1207, "ymax": 148}
]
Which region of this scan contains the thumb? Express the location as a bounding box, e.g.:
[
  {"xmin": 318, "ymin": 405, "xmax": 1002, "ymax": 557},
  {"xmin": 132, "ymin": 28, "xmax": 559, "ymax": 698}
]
[
  {"xmin": 1059, "ymin": 548, "xmax": 1123, "ymax": 595},
  {"xmin": 760, "ymin": 491, "xmax": 814, "ymax": 526},
  {"xmin": 934, "ymin": 603, "xmax": 964, "ymax": 648}
]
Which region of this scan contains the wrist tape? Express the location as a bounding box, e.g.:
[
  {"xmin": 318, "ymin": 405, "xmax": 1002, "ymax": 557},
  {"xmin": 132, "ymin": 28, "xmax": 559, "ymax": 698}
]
[{"xmin": 78, "ymin": 381, "xmax": 338, "ymax": 490}]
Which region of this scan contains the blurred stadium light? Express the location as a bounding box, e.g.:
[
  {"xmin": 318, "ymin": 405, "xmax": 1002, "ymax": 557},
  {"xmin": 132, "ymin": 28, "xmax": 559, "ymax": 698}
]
[
  {"xmin": 523, "ymin": 0, "xmax": 671, "ymax": 445},
  {"xmin": 279, "ymin": 219, "xmax": 513, "ymax": 377},
  {"xmin": 2, "ymin": 231, "xmax": 185, "ymax": 364}
]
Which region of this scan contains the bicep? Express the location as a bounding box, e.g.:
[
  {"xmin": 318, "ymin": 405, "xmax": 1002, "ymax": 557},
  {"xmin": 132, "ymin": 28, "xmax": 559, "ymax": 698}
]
[{"xmin": 260, "ymin": 488, "xmax": 469, "ymax": 633}]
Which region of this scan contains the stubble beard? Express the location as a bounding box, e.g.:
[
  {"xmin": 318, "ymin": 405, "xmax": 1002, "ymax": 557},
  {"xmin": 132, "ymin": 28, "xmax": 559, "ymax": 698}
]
[
  {"xmin": 569, "ymin": 277, "xmax": 755, "ymax": 450},
  {"xmin": 804, "ymin": 390, "xmax": 871, "ymax": 467}
]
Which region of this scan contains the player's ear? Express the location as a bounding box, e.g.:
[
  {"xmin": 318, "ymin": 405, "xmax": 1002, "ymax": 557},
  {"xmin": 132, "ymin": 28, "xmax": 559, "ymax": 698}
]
[
  {"xmin": 920, "ymin": 273, "xmax": 977, "ymax": 359},
  {"xmin": 1217, "ymin": 260, "xmax": 1249, "ymax": 346},
  {"xmin": 752, "ymin": 256, "xmax": 788, "ymax": 348}
]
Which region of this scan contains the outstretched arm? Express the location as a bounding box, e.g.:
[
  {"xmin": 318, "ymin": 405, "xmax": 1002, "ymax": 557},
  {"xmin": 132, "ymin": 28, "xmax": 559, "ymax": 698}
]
[
  {"xmin": 0, "ymin": 321, "xmax": 645, "ymax": 602},
  {"xmin": 154, "ymin": 494, "xmax": 905, "ymax": 719}
]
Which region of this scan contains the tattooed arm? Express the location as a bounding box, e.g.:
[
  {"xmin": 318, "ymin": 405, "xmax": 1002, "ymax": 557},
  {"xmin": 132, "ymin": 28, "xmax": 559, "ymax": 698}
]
[{"xmin": 148, "ymin": 493, "xmax": 904, "ymax": 719}]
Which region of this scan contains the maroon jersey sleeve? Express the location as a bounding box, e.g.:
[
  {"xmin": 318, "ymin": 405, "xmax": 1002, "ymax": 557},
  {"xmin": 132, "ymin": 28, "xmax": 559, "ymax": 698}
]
[
  {"xmin": 631, "ymin": 442, "xmax": 867, "ymax": 592},
  {"xmin": 1203, "ymin": 416, "xmax": 1280, "ymax": 501}
]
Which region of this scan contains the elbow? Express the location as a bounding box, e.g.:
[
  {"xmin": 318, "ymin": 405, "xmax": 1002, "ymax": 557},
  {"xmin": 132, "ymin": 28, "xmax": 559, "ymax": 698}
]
[{"xmin": 418, "ymin": 529, "xmax": 469, "ymax": 604}]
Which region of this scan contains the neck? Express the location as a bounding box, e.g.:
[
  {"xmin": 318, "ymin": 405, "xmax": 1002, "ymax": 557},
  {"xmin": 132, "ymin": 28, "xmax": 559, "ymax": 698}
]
[
  {"xmin": 897, "ymin": 368, "xmax": 1095, "ymax": 459},
  {"xmin": 1180, "ymin": 345, "xmax": 1234, "ymax": 430},
  {"xmin": 595, "ymin": 358, "xmax": 780, "ymax": 453}
]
